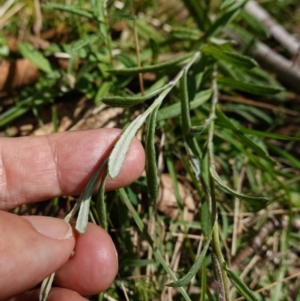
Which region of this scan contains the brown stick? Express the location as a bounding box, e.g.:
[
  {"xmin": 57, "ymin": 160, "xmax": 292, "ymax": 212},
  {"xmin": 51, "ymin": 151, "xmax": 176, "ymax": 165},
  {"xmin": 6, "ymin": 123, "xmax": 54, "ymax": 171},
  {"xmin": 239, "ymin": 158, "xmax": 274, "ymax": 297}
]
[
  {"xmin": 225, "ymin": 29, "xmax": 300, "ymax": 94},
  {"xmin": 231, "ymin": 217, "xmax": 288, "ymax": 270},
  {"xmin": 245, "ymin": 1, "xmax": 300, "ymax": 57}
]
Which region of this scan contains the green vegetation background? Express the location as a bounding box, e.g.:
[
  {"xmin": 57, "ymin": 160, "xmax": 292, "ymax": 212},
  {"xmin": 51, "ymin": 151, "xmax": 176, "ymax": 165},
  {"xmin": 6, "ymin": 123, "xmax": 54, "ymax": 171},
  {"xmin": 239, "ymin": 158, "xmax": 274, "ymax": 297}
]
[{"xmin": 1, "ymin": 0, "xmax": 300, "ymax": 300}]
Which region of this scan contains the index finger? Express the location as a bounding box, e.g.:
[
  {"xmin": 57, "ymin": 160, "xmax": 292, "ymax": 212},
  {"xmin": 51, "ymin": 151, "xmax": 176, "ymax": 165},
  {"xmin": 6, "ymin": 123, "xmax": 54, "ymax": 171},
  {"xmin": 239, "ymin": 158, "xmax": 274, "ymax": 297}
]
[{"xmin": 0, "ymin": 128, "xmax": 145, "ymax": 210}]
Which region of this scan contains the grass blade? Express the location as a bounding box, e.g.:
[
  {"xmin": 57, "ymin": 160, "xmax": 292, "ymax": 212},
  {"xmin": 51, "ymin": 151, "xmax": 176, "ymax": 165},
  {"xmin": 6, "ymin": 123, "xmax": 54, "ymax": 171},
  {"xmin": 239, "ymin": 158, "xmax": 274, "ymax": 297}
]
[
  {"xmin": 267, "ymin": 142, "xmax": 300, "ymax": 170},
  {"xmin": 216, "ymin": 108, "xmax": 274, "ymax": 163},
  {"xmin": 201, "ymin": 45, "xmax": 257, "ymax": 69},
  {"xmin": 203, "ymin": 0, "xmax": 248, "ymax": 39},
  {"xmin": 75, "ymin": 165, "xmax": 105, "ymax": 234},
  {"xmin": 225, "ymin": 265, "xmax": 259, "ymax": 301},
  {"xmin": 102, "ymin": 84, "xmax": 171, "ymax": 107},
  {"xmin": 201, "ymin": 257, "xmax": 207, "ymax": 301},
  {"xmin": 240, "ymin": 128, "xmax": 300, "ymax": 141},
  {"xmin": 189, "ymin": 118, "xmax": 214, "ymax": 135},
  {"xmin": 157, "ymin": 89, "xmax": 212, "ymax": 121},
  {"xmin": 64, "ymin": 159, "xmax": 108, "ymax": 233},
  {"xmin": 210, "ymin": 165, "xmax": 268, "ymax": 210},
  {"xmin": 145, "ymin": 105, "xmax": 160, "ymax": 201},
  {"xmin": 71, "ymin": 35, "xmax": 100, "ymax": 52},
  {"xmin": 179, "ymin": 61, "xmax": 204, "ymax": 179},
  {"xmin": 19, "ymin": 42, "xmax": 52, "ymax": 73},
  {"xmin": 42, "ymin": 3, "xmax": 93, "ymax": 19},
  {"xmin": 107, "ymin": 52, "xmax": 193, "ymax": 75},
  {"xmin": 180, "ymin": 68, "xmax": 192, "ymax": 134},
  {"xmin": 97, "ymin": 168, "xmax": 108, "ymax": 230},
  {"xmin": 217, "ymin": 77, "xmax": 284, "ymax": 95},
  {"xmin": 182, "ymin": 0, "xmax": 211, "ymax": 31},
  {"xmin": 167, "ymin": 231, "xmax": 212, "ymax": 287}
]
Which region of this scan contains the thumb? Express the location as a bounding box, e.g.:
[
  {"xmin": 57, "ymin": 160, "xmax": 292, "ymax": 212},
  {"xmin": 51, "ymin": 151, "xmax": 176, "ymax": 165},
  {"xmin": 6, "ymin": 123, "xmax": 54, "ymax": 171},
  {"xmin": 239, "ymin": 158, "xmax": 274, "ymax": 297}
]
[{"xmin": 0, "ymin": 211, "xmax": 75, "ymax": 300}]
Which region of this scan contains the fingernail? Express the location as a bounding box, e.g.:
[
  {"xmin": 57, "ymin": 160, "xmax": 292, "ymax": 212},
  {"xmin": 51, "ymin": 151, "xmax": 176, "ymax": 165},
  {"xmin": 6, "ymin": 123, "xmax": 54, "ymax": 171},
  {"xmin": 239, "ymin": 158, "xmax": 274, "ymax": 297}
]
[{"xmin": 22, "ymin": 216, "xmax": 74, "ymax": 240}]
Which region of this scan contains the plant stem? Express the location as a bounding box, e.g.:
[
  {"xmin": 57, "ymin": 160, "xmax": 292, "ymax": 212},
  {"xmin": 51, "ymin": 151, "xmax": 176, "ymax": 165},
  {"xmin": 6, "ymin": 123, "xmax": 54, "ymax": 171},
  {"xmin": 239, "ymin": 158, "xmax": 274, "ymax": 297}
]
[
  {"xmin": 130, "ymin": 0, "xmax": 144, "ymax": 94},
  {"xmin": 207, "ymin": 72, "xmax": 231, "ymax": 301},
  {"xmin": 95, "ymin": 0, "xmax": 113, "ymax": 66},
  {"xmin": 213, "ymin": 221, "xmax": 231, "ymax": 301},
  {"xmin": 207, "ymin": 74, "xmax": 218, "ymax": 221}
]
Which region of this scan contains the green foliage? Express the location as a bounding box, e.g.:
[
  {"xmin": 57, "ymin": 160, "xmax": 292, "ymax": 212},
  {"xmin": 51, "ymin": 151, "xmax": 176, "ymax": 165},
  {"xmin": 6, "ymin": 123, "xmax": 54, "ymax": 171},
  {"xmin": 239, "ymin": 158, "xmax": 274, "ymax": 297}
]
[
  {"xmin": 18, "ymin": 42, "xmax": 52, "ymax": 73},
  {"xmin": 225, "ymin": 264, "xmax": 259, "ymax": 301},
  {"xmin": 145, "ymin": 105, "xmax": 160, "ymax": 202},
  {"xmin": 2, "ymin": 0, "xmax": 300, "ymax": 300}
]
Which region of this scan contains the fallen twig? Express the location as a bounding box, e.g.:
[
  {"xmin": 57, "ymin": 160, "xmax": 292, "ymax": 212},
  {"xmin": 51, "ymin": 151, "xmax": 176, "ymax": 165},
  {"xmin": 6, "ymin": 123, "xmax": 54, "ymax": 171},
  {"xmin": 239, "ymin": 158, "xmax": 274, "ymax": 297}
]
[
  {"xmin": 225, "ymin": 29, "xmax": 300, "ymax": 94},
  {"xmin": 245, "ymin": 0, "xmax": 300, "ymax": 57},
  {"xmin": 254, "ymin": 41, "xmax": 300, "ymax": 93},
  {"xmin": 219, "ymin": 94, "xmax": 300, "ymax": 117}
]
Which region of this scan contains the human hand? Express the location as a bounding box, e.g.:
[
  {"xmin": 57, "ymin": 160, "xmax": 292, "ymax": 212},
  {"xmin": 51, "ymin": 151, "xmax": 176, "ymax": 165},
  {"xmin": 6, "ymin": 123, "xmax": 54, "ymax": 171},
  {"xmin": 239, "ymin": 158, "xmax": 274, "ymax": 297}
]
[{"xmin": 0, "ymin": 128, "xmax": 145, "ymax": 301}]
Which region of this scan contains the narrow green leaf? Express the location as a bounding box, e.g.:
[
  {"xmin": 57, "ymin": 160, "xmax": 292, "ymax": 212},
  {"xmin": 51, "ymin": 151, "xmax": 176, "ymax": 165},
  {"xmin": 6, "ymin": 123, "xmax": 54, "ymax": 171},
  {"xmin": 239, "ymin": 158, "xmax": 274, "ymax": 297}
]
[
  {"xmin": 201, "ymin": 198, "xmax": 212, "ymax": 239},
  {"xmin": 267, "ymin": 142, "xmax": 300, "ymax": 170},
  {"xmin": 225, "ymin": 265, "xmax": 259, "ymax": 301},
  {"xmin": 42, "ymin": 3, "xmax": 93, "ymax": 19},
  {"xmin": 201, "ymin": 257, "xmax": 207, "ymax": 301},
  {"xmin": 166, "ymin": 154, "xmax": 184, "ymax": 207},
  {"xmin": 107, "ymin": 52, "xmax": 193, "ymax": 75},
  {"xmin": 64, "ymin": 159, "xmax": 108, "ymax": 233},
  {"xmin": 108, "ymin": 51, "xmax": 200, "ymax": 179},
  {"xmin": 227, "ymin": 23, "xmax": 255, "ymax": 45},
  {"xmin": 71, "ymin": 35, "xmax": 100, "ymax": 52},
  {"xmin": 208, "ymin": 37, "xmax": 236, "ymax": 47},
  {"xmin": 75, "ymin": 165, "xmax": 105, "ymax": 234},
  {"xmin": 210, "ymin": 165, "xmax": 268, "ymax": 210},
  {"xmin": 135, "ymin": 19, "xmax": 164, "ymax": 43},
  {"xmin": 157, "ymin": 89, "xmax": 212, "ymax": 121},
  {"xmin": 94, "ymin": 81, "xmax": 113, "ymax": 105},
  {"xmin": 171, "ymin": 27, "xmax": 201, "ymax": 41},
  {"xmin": 240, "ymin": 128, "xmax": 300, "ymax": 141},
  {"xmin": 108, "ymin": 13, "xmax": 136, "ymax": 20},
  {"xmin": 201, "ymin": 45, "xmax": 257, "ymax": 69},
  {"xmin": 216, "ymin": 108, "xmax": 274, "ymax": 163},
  {"xmin": 221, "ymin": 0, "xmax": 237, "ymax": 10},
  {"xmin": 102, "ymin": 84, "xmax": 170, "ymax": 107},
  {"xmin": 182, "ymin": 0, "xmax": 211, "ymax": 31},
  {"xmin": 217, "ymin": 129, "xmax": 279, "ymax": 180},
  {"xmin": 108, "ymin": 52, "xmax": 200, "ymax": 178},
  {"xmin": 76, "ymin": 196, "xmax": 92, "ymax": 234},
  {"xmin": 97, "ymin": 168, "xmax": 108, "ymax": 231},
  {"xmin": 90, "ymin": 0, "xmax": 101, "ymax": 15},
  {"xmin": 203, "ymin": 0, "xmax": 248, "ymax": 39},
  {"xmin": 217, "ymin": 77, "xmax": 284, "ymax": 95},
  {"xmin": 108, "ymin": 113, "xmax": 150, "ymax": 178},
  {"xmin": 149, "ymin": 38, "xmax": 159, "ymax": 64},
  {"xmin": 226, "ymin": 104, "xmax": 273, "ymax": 124},
  {"xmin": 240, "ymin": 11, "xmax": 269, "ymax": 38},
  {"xmin": 146, "ymin": 105, "xmax": 160, "ymax": 201},
  {"xmin": 189, "ymin": 117, "xmax": 214, "ymax": 135},
  {"xmin": 179, "ymin": 53, "xmax": 204, "ymax": 180},
  {"xmin": 180, "ymin": 68, "xmax": 192, "ymax": 134},
  {"xmin": 116, "ymin": 53, "xmax": 137, "ymax": 68},
  {"xmin": 167, "ymin": 231, "xmax": 212, "ymax": 287},
  {"xmin": 0, "ymin": 99, "xmax": 44, "ymax": 128},
  {"xmin": 108, "ymin": 88, "xmax": 171, "ymax": 178},
  {"xmin": 19, "ymin": 42, "xmax": 52, "ymax": 73}
]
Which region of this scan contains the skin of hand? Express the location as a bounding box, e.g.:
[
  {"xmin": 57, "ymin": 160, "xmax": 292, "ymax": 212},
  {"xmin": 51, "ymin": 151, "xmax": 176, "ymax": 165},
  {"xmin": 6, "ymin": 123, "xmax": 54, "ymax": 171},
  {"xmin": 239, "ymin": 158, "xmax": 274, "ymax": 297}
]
[{"xmin": 0, "ymin": 128, "xmax": 145, "ymax": 301}]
